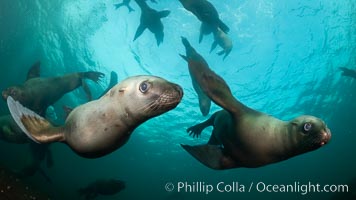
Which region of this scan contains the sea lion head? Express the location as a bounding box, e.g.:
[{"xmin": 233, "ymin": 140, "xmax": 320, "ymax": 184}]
[
  {"xmin": 2, "ymin": 86, "xmax": 26, "ymax": 102},
  {"xmin": 290, "ymin": 115, "xmax": 331, "ymax": 152},
  {"xmin": 112, "ymin": 75, "xmax": 183, "ymax": 122}
]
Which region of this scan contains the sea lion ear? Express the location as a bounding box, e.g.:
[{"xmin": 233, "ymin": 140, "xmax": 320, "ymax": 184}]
[{"xmin": 26, "ymin": 61, "xmax": 41, "ymax": 80}]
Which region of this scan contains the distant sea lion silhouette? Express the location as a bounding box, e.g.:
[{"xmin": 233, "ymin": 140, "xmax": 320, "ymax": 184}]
[
  {"xmin": 1, "ymin": 61, "xmax": 104, "ymax": 116},
  {"xmin": 7, "ymin": 75, "xmax": 183, "ymax": 158},
  {"xmin": 179, "ymin": 0, "xmax": 229, "ymax": 42},
  {"xmin": 78, "ymin": 179, "xmax": 125, "ymax": 200},
  {"xmin": 133, "ymin": 0, "xmax": 170, "ymax": 46},
  {"xmin": 180, "ymin": 37, "xmax": 331, "ymax": 170}
]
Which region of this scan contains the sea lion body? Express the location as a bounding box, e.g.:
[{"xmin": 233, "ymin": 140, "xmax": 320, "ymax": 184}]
[
  {"xmin": 180, "ymin": 37, "xmax": 331, "ymax": 169},
  {"xmin": 8, "ymin": 75, "xmax": 183, "ymax": 158},
  {"xmin": 133, "ymin": 0, "xmax": 170, "ymax": 46}
]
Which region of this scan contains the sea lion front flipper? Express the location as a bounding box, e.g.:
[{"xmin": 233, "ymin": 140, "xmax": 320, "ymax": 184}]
[
  {"xmin": 133, "ymin": 24, "xmax": 147, "ymax": 41},
  {"xmin": 157, "ymin": 10, "xmax": 170, "ymax": 18},
  {"xmin": 7, "ymin": 96, "xmax": 65, "ymax": 144},
  {"xmin": 82, "ymin": 80, "xmax": 92, "ymax": 101},
  {"xmin": 181, "ymin": 144, "xmax": 237, "ymax": 170},
  {"xmin": 26, "ymin": 61, "xmax": 41, "ymax": 80}
]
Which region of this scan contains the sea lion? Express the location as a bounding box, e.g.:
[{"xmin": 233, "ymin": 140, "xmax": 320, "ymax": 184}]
[
  {"xmin": 340, "ymin": 67, "xmax": 356, "ymax": 79},
  {"xmin": 179, "ymin": 0, "xmax": 229, "ymax": 42},
  {"xmin": 78, "ymin": 179, "xmax": 125, "ymax": 200},
  {"xmin": 2, "ymin": 61, "xmax": 104, "ymax": 116},
  {"xmin": 133, "ymin": 0, "xmax": 170, "ymax": 46},
  {"xmin": 180, "ymin": 42, "xmax": 211, "ymax": 116},
  {"xmin": 7, "ymin": 75, "xmax": 183, "ymax": 158},
  {"xmin": 180, "ymin": 37, "xmax": 331, "ymax": 169},
  {"xmin": 114, "ymin": 0, "xmax": 135, "ymax": 12},
  {"xmin": 210, "ymin": 28, "xmax": 233, "ymax": 60}
]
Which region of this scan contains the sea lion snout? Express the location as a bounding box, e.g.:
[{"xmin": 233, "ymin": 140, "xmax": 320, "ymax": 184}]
[
  {"xmin": 1, "ymin": 90, "xmax": 8, "ymax": 100},
  {"xmin": 320, "ymin": 128, "xmax": 331, "ymax": 146}
]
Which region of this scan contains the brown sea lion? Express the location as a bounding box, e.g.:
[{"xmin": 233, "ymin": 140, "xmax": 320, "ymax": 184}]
[
  {"xmin": 210, "ymin": 28, "xmax": 233, "ymax": 60},
  {"xmin": 133, "ymin": 0, "xmax": 170, "ymax": 46},
  {"xmin": 180, "ymin": 37, "xmax": 331, "ymax": 170},
  {"xmin": 7, "ymin": 75, "xmax": 183, "ymax": 158},
  {"xmin": 1, "ymin": 61, "xmax": 104, "ymax": 116},
  {"xmin": 179, "ymin": 0, "xmax": 229, "ymax": 42}
]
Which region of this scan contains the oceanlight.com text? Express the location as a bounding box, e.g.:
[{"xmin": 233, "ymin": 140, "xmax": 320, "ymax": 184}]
[{"xmin": 164, "ymin": 181, "xmax": 349, "ymax": 195}]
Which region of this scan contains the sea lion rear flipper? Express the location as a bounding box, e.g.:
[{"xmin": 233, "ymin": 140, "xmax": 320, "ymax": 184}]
[
  {"xmin": 7, "ymin": 96, "xmax": 65, "ymax": 144},
  {"xmin": 181, "ymin": 144, "xmax": 237, "ymax": 170},
  {"xmin": 210, "ymin": 41, "xmax": 218, "ymax": 53},
  {"xmin": 26, "ymin": 61, "xmax": 41, "ymax": 80},
  {"xmin": 134, "ymin": 24, "xmax": 147, "ymax": 41},
  {"xmin": 218, "ymin": 20, "xmax": 230, "ymax": 33}
]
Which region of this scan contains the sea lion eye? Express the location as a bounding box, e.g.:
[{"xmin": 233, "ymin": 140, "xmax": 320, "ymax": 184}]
[
  {"xmin": 303, "ymin": 123, "xmax": 312, "ymax": 132},
  {"xmin": 139, "ymin": 82, "xmax": 150, "ymax": 93}
]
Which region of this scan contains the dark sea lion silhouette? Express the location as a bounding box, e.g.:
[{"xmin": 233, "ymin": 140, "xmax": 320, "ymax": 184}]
[
  {"xmin": 133, "ymin": 0, "xmax": 170, "ymax": 46},
  {"xmin": 78, "ymin": 179, "xmax": 125, "ymax": 200},
  {"xmin": 1, "ymin": 61, "xmax": 104, "ymax": 116},
  {"xmin": 180, "ymin": 37, "xmax": 331, "ymax": 170}
]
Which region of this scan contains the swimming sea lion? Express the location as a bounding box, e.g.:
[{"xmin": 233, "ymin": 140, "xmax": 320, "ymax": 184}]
[
  {"xmin": 7, "ymin": 75, "xmax": 183, "ymax": 158},
  {"xmin": 133, "ymin": 0, "xmax": 170, "ymax": 46},
  {"xmin": 78, "ymin": 179, "xmax": 125, "ymax": 200},
  {"xmin": 114, "ymin": 0, "xmax": 135, "ymax": 12},
  {"xmin": 180, "ymin": 37, "xmax": 331, "ymax": 169},
  {"xmin": 179, "ymin": 41, "xmax": 211, "ymax": 116},
  {"xmin": 1, "ymin": 61, "xmax": 104, "ymax": 116},
  {"xmin": 179, "ymin": 0, "xmax": 229, "ymax": 41},
  {"xmin": 210, "ymin": 28, "xmax": 233, "ymax": 60}
]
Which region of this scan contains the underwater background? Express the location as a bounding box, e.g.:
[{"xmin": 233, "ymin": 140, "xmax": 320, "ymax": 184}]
[{"xmin": 0, "ymin": 0, "xmax": 355, "ymax": 199}]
